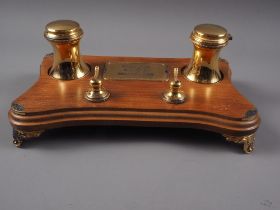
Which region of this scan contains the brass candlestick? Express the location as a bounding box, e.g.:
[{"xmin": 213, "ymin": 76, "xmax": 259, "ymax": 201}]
[
  {"xmin": 85, "ymin": 66, "xmax": 110, "ymax": 102},
  {"xmin": 44, "ymin": 20, "xmax": 90, "ymax": 80},
  {"xmin": 183, "ymin": 24, "xmax": 232, "ymax": 84},
  {"xmin": 162, "ymin": 67, "xmax": 185, "ymax": 104}
]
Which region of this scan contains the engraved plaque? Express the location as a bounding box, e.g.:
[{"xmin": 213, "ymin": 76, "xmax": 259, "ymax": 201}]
[{"xmin": 104, "ymin": 61, "xmax": 168, "ymax": 81}]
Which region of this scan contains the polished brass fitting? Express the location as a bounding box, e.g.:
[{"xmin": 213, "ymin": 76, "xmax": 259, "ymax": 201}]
[
  {"xmin": 163, "ymin": 68, "xmax": 185, "ymax": 104},
  {"xmin": 85, "ymin": 66, "xmax": 110, "ymax": 102},
  {"xmin": 44, "ymin": 20, "xmax": 90, "ymax": 80},
  {"xmin": 183, "ymin": 24, "xmax": 232, "ymax": 84}
]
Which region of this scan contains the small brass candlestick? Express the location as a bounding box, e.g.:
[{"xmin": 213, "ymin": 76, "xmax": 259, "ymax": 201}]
[
  {"xmin": 163, "ymin": 67, "xmax": 185, "ymax": 104},
  {"xmin": 85, "ymin": 66, "xmax": 110, "ymax": 102},
  {"xmin": 44, "ymin": 20, "xmax": 90, "ymax": 80}
]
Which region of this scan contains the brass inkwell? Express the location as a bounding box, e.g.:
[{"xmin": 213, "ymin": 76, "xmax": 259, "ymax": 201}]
[
  {"xmin": 44, "ymin": 20, "xmax": 90, "ymax": 80},
  {"xmin": 183, "ymin": 24, "xmax": 232, "ymax": 84}
]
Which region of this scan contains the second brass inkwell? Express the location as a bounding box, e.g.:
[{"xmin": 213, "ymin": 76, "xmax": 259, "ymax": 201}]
[
  {"xmin": 184, "ymin": 24, "xmax": 232, "ymax": 84},
  {"xmin": 9, "ymin": 20, "xmax": 260, "ymax": 153}
]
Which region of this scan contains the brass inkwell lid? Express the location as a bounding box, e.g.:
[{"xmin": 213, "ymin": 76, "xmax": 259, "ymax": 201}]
[
  {"xmin": 44, "ymin": 20, "xmax": 83, "ymax": 42},
  {"xmin": 191, "ymin": 24, "xmax": 232, "ymax": 48}
]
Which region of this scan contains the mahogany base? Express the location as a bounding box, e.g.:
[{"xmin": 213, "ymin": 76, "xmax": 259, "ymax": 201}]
[{"xmin": 8, "ymin": 55, "xmax": 261, "ymax": 153}]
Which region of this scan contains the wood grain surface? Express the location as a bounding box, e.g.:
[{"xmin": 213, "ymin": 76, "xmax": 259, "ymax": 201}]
[{"xmin": 8, "ymin": 55, "xmax": 260, "ymax": 136}]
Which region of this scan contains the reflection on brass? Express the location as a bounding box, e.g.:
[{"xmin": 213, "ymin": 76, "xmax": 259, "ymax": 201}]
[
  {"xmin": 162, "ymin": 68, "xmax": 185, "ymax": 104},
  {"xmin": 13, "ymin": 129, "xmax": 44, "ymax": 148},
  {"xmin": 183, "ymin": 24, "xmax": 232, "ymax": 84},
  {"xmin": 85, "ymin": 66, "xmax": 110, "ymax": 102},
  {"xmin": 223, "ymin": 133, "xmax": 255, "ymax": 154},
  {"xmin": 104, "ymin": 61, "xmax": 168, "ymax": 81},
  {"xmin": 44, "ymin": 20, "xmax": 90, "ymax": 80}
]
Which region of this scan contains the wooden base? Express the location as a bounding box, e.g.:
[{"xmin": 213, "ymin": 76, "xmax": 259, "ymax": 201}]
[{"xmin": 8, "ymin": 55, "xmax": 260, "ymax": 153}]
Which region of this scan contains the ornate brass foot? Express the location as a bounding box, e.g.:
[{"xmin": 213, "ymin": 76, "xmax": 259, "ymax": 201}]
[
  {"xmin": 223, "ymin": 133, "xmax": 255, "ymax": 154},
  {"xmin": 13, "ymin": 139, "xmax": 23, "ymax": 148},
  {"xmin": 12, "ymin": 129, "xmax": 44, "ymax": 148}
]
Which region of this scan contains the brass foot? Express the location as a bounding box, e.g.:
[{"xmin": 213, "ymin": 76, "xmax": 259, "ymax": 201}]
[
  {"xmin": 223, "ymin": 133, "xmax": 255, "ymax": 154},
  {"xmin": 12, "ymin": 129, "xmax": 44, "ymax": 148},
  {"xmin": 13, "ymin": 139, "xmax": 23, "ymax": 148}
]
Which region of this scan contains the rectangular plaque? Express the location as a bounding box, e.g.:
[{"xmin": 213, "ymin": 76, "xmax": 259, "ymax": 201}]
[{"xmin": 104, "ymin": 61, "xmax": 168, "ymax": 81}]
